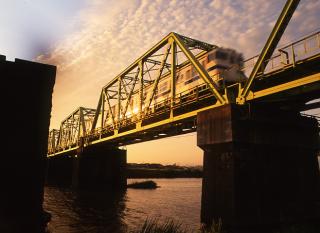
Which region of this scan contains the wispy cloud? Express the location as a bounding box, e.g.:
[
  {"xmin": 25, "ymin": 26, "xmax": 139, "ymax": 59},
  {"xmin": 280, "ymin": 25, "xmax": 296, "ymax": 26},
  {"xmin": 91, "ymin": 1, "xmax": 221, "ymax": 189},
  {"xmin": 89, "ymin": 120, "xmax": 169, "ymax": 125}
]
[{"xmin": 37, "ymin": 0, "xmax": 320, "ymax": 128}]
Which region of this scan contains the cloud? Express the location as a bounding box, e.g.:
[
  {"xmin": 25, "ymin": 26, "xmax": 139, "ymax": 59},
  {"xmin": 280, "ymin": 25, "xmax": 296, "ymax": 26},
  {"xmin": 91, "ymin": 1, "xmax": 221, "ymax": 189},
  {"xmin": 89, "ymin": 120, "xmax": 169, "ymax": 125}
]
[{"xmin": 37, "ymin": 0, "xmax": 320, "ymax": 128}]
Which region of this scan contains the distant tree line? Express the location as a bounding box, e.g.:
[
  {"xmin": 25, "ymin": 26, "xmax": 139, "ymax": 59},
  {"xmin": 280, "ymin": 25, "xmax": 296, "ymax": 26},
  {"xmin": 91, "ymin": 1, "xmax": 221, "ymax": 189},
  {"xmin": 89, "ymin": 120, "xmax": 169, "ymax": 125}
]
[{"xmin": 126, "ymin": 163, "xmax": 203, "ymax": 178}]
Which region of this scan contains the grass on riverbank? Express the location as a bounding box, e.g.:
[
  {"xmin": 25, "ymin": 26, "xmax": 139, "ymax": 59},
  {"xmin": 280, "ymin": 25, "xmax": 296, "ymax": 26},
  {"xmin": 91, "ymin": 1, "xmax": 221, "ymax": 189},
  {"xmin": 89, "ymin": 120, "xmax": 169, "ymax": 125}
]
[
  {"xmin": 132, "ymin": 218, "xmax": 224, "ymax": 233},
  {"xmin": 127, "ymin": 180, "xmax": 159, "ymax": 189},
  {"xmin": 132, "ymin": 218, "xmax": 320, "ymax": 233},
  {"xmin": 132, "ymin": 218, "xmax": 187, "ymax": 233}
]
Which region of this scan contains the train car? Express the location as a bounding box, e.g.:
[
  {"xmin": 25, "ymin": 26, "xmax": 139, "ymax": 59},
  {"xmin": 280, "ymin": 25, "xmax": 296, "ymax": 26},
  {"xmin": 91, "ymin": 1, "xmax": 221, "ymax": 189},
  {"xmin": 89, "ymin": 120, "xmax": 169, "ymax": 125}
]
[{"xmin": 105, "ymin": 47, "xmax": 246, "ymax": 127}]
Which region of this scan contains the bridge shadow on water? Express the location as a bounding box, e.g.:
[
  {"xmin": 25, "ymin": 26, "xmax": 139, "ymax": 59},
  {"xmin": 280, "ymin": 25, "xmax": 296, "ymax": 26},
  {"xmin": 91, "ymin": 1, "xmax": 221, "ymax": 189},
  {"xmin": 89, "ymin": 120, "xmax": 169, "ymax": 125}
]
[{"xmin": 44, "ymin": 186, "xmax": 127, "ymax": 233}]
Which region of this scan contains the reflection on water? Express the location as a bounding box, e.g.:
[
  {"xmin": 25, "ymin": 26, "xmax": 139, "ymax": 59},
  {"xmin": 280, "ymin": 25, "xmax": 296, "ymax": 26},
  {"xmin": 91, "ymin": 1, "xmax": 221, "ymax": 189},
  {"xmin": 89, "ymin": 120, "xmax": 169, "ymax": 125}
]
[
  {"xmin": 44, "ymin": 178, "xmax": 202, "ymax": 233},
  {"xmin": 44, "ymin": 187, "xmax": 127, "ymax": 233}
]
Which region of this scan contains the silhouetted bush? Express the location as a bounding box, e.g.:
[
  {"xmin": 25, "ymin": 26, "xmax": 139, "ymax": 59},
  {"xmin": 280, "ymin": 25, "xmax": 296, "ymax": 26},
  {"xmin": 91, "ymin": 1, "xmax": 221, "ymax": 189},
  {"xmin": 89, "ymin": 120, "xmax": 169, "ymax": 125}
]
[{"xmin": 127, "ymin": 180, "xmax": 158, "ymax": 189}]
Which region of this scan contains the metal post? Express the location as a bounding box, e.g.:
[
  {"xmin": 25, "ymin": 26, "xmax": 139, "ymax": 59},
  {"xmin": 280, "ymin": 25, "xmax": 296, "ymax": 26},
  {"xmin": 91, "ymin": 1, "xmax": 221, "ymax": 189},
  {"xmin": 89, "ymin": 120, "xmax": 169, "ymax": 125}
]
[
  {"xmin": 138, "ymin": 61, "xmax": 144, "ymax": 120},
  {"xmin": 170, "ymin": 39, "xmax": 176, "ymax": 118},
  {"xmin": 90, "ymin": 91, "xmax": 102, "ymax": 133},
  {"xmin": 304, "ymin": 40, "xmax": 307, "ymax": 54},
  {"xmin": 117, "ymin": 77, "xmax": 121, "ymax": 128},
  {"xmin": 101, "ymin": 94, "xmax": 105, "ymax": 131},
  {"xmin": 104, "ymin": 90, "xmax": 115, "ymax": 129},
  {"xmin": 80, "ymin": 107, "xmax": 86, "ymax": 139},
  {"xmin": 78, "ymin": 110, "xmax": 82, "ymax": 145},
  {"xmin": 291, "ymin": 44, "xmax": 296, "ymax": 67}
]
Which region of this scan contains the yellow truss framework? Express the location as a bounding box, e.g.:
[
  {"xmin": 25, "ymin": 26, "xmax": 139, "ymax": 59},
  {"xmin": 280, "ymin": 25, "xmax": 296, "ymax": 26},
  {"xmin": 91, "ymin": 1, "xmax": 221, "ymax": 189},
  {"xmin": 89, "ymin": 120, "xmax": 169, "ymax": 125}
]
[
  {"xmin": 48, "ymin": 0, "xmax": 320, "ymax": 156},
  {"xmin": 53, "ymin": 107, "xmax": 96, "ymax": 153},
  {"xmin": 90, "ymin": 32, "xmax": 225, "ymax": 134}
]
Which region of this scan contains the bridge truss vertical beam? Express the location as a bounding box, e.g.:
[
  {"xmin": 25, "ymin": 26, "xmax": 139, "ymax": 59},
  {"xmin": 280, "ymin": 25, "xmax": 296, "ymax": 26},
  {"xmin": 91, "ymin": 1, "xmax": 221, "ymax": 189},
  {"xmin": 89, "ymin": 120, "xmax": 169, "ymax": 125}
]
[
  {"xmin": 138, "ymin": 61, "xmax": 144, "ymax": 120},
  {"xmin": 170, "ymin": 39, "xmax": 176, "ymax": 118},
  {"xmin": 121, "ymin": 69, "xmax": 139, "ymax": 120},
  {"xmin": 104, "ymin": 90, "xmax": 116, "ymax": 128},
  {"xmin": 117, "ymin": 77, "xmax": 122, "ymax": 127},
  {"xmin": 101, "ymin": 93, "xmax": 105, "ymax": 130},
  {"xmin": 91, "ymin": 91, "xmax": 102, "ymax": 133}
]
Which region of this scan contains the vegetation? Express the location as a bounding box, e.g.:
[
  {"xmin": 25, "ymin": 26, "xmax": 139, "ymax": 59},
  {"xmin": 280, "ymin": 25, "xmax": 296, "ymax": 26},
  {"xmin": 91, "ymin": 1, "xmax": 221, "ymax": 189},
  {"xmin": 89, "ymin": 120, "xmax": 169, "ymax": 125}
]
[
  {"xmin": 127, "ymin": 180, "xmax": 159, "ymax": 189},
  {"xmin": 273, "ymin": 222, "xmax": 320, "ymax": 233},
  {"xmin": 131, "ymin": 218, "xmax": 320, "ymax": 233},
  {"xmin": 131, "ymin": 218, "xmax": 225, "ymax": 233},
  {"xmin": 199, "ymin": 219, "xmax": 224, "ymax": 233},
  {"xmin": 127, "ymin": 163, "xmax": 202, "ymax": 178},
  {"xmin": 131, "ymin": 218, "xmax": 187, "ymax": 233}
]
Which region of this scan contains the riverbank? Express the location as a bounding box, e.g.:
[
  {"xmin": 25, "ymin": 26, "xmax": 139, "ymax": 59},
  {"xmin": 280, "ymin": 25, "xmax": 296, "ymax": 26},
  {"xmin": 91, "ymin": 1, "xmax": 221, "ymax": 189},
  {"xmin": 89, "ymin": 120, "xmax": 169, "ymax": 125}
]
[{"xmin": 127, "ymin": 163, "xmax": 202, "ymax": 178}]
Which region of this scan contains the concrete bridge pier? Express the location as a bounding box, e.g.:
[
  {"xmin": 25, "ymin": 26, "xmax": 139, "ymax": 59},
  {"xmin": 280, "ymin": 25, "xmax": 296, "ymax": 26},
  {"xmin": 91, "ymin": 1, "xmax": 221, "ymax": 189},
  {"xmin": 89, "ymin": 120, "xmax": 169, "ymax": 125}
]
[
  {"xmin": 197, "ymin": 104, "xmax": 320, "ymax": 232},
  {"xmin": 46, "ymin": 145, "xmax": 127, "ymax": 190},
  {"xmin": 73, "ymin": 145, "xmax": 127, "ymax": 190},
  {"xmin": 46, "ymin": 154, "xmax": 74, "ymax": 186}
]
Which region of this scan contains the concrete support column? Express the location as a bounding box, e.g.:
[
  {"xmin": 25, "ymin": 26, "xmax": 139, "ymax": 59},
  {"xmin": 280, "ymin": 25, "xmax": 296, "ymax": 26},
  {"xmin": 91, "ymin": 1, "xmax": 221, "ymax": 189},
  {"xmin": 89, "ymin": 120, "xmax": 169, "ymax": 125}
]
[
  {"xmin": 46, "ymin": 146, "xmax": 127, "ymax": 190},
  {"xmin": 46, "ymin": 155, "xmax": 74, "ymax": 186},
  {"xmin": 0, "ymin": 58, "xmax": 55, "ymax": 233},
  {"xmin": 197, "ymin": 104, "xmax": 320, "ymax": 232},
  {"xmin": 75, "ymin": 145, "xmax": 127, "ymax": 190}
]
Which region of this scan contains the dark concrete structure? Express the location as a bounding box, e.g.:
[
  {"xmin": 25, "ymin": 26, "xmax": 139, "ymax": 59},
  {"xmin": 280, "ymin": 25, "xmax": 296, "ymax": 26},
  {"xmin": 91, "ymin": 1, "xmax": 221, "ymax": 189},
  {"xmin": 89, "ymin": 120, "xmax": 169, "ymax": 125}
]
[
  {"xmin": 197, "ymin": 104, "xmax": 320, "ymax": 232},
  {"xmin": 0, "ymin": 56, "xmax": 55, "ymax": 232},
  {"xmin": 46, "ymin": 145, "xmax": 127, "ymax": 190}
]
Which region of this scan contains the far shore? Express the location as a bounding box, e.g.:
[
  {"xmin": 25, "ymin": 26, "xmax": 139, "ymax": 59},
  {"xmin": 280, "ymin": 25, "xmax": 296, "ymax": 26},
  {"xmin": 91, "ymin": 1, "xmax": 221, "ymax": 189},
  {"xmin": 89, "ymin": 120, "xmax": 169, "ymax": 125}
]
[{"xmin": 126, "ymin": 163, "xmax": 202, "ymax": 178}]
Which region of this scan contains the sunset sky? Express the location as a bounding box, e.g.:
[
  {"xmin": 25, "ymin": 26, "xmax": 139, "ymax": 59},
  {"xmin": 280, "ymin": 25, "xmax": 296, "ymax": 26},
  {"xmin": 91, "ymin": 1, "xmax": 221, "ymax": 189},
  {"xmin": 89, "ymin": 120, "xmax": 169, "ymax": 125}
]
[{"xmin": 1, "ymin": 0, "xmax": 319, "ymax": 165}]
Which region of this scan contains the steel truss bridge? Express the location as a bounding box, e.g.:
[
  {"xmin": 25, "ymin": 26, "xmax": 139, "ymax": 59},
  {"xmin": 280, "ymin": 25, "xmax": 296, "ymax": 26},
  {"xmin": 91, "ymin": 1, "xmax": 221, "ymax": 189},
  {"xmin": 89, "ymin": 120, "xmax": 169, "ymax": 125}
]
[{"xmin": 48, "ymin": 0, "xmax": 320, "ymax": 157}]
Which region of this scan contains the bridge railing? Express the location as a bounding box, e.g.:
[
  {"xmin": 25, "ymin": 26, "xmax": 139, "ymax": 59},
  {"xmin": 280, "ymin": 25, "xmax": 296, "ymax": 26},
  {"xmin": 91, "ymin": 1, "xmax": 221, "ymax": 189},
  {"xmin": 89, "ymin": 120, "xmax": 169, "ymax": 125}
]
[
  {"xmin": 242, "ymin": 31, "xmax": 320, "ymax": 76},
  {"xmin": 88, "ymin": 82, "xmax": 213, "ymax": 136}
]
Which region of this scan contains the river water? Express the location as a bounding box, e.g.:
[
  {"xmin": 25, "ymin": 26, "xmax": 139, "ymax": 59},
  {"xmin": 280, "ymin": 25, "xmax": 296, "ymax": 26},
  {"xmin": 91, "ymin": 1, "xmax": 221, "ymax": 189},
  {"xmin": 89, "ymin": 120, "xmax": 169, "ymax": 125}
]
[{"xmin": 44, "ymin": 178, "xmax": 202, "ymax": 233}]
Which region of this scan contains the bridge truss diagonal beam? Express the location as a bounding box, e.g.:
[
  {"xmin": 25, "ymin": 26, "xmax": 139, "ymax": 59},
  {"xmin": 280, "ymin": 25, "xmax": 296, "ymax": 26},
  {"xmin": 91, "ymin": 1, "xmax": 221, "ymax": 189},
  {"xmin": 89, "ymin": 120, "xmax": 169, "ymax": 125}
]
[
  {"xmin": 238, "ymin": 0, "xmax": 301, "ymax": 103},
  {"xmin": 172, "ymin": 33, "xmax": 226, "ymax": 104}
]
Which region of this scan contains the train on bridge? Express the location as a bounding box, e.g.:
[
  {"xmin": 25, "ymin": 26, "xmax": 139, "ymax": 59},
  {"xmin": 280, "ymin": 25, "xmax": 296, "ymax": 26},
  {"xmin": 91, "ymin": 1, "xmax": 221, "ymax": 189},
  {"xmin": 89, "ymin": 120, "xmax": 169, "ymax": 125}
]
[{"xmin": 107, "ymin": 47, "xmax": 246, "ymax": 126}]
